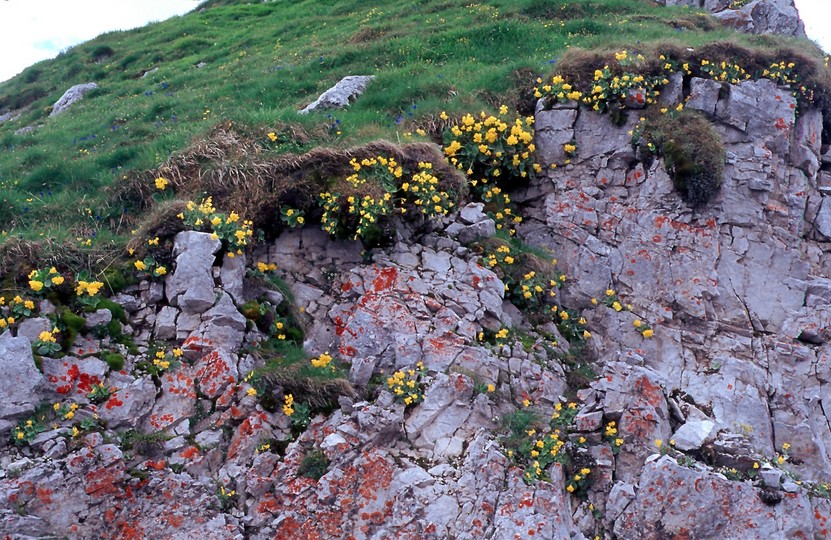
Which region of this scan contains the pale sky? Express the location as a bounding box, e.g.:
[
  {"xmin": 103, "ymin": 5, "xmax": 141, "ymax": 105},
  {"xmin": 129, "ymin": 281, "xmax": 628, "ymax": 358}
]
[
  {"xmin": 0, "ymin": 0, "xmax": 828, "ymax": 84},
  {"xmin": 0, "ymin": 0, "xmax": 199, "ymax": 83}
]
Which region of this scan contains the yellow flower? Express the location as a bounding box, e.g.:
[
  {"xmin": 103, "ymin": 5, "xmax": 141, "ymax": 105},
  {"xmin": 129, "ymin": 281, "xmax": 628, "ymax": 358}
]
[
  {"xmin": 642, "ymin": 329, "xmax": 654, "ymax": 338},
  {"xmin": 783, "ymin": 442, "xmax": 791, "ymax": 451},
  {"xmin": 155, "ymin": 177, "xmax": 169, "ymax": 190},
  {"xmin": 487, "ymin": 384, "xmax": 495, "ymax": 393},
  {"xmin": 612, "ymin": 301, "xmax": 622, "ymax": 312},
  {"xmin": 654, "ymin": 439, "xmax": 663, "ymax": 448},
  {"xmin": 51, "ymin": 275, "xmax": 64, "ymax": 285},
  {"xmin": 247, "ymin": 388, "xmax": 257, "ymax": 397},
  {"xmin": 154, "ymin": 266, "xmax": 167, "ymax": 276},
  {"xmin": 29, "ymin": 280, "xmax": 44, "ymax": 292},
  {"xmin": 134, "ymin": 260, "xmax": 147, "ymax": 271},
  {"xmin": 634, "ymin": 319, "xmax": 643, "ymax": 328}
]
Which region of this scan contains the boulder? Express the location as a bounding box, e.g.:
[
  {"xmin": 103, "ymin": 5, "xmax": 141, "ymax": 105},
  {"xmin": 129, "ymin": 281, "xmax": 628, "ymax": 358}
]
[
  {"xmin": 166, "ymin": 231, "xmax": 221, "ymax": 313},
  {"xmin": 299, "ymin": 75, "xmax": 375, "ymax": 114},
  {"xmin": 0, "ymin": 332, "xmax": 45, "ymax": 431},
  {"xmin": 49, "ymin": 83, "xmax": 98, "ymax": 117}
]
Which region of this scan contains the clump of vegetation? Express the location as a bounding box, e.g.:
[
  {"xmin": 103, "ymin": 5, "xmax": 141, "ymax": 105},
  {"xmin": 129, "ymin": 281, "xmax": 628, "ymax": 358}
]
[
  {"xmin": 298, "ymin": 448, "xmax": 330, "ymax": 480},
  {"xmin": 633, "ymin": 110, "xmax": 725, "ymax": 206},
  {"xmin": 249, "ymin": 340, "xmax": 354, "ymax": 417}
]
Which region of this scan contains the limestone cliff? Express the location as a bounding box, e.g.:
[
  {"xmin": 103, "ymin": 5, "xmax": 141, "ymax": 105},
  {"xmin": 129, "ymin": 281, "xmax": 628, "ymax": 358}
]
[{"xmin": 1, "ymin": 2, "xmax": 830, "ymax": 539}]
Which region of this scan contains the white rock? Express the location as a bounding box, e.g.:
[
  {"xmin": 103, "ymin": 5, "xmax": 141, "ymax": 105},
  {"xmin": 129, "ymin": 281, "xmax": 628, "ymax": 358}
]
[{"xmin": 671, "ymin": 420, "xmax": 717, "ymax": 451}]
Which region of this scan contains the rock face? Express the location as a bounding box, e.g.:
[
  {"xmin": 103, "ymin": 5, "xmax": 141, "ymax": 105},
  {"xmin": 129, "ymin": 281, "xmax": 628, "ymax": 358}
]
[
  {"xmin": 657, "ymin": 0, "xmax": 806, "ymax": 37},
  {"xmin": 299, "ymin": 75, "xmax": 375, "ymax": 114},
  {"xmin": 2, "ymin": 7, "xmax": 828, "ymax": 537},
  {"xmin": 0, "ymin": 332, "xmax": 45, "ymax": 431},
  {"xmin": 49, "ymin": 83, "xmax": 98, "ymax": 117}
]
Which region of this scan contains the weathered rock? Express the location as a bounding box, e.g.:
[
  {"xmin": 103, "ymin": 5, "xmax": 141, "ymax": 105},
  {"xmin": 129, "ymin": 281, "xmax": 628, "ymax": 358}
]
[
  {"xmin": 166, "ymin": 231, "xmax": 221, "ymax": 313},
  {"xmin": 0, "ymin": 332, "xmax": 45, "ymax": 431},
  {"xmin": 686, "ymin": 77, "xmax": 722, "ymax": 116},
  {"xmin": 154, "ymin": 305, "xmax": 179, "ymax": 340},
  {"xmin": 671, "ymin": 419, "xmax": 717, "ymax": 451},
  {"xmin": 616, "ymin": 456, "xmax": 820, "ymax": 538},
  {"xmin": 815, "ymin": 197, "xmax": 831, "ymax": 240},
  {"xmin": 49, "ymin": 83, "xmax": 98, "ymax": 117},
  {"xmin": 220, "ymin": 252, "xmax": 246, "ymax": 304},
  {"xmin": 96, "ymin": 373, "xmax": 156, "ymax": 429},
  {"xmin": 15, "ymin": 317, "xmax": 53, "ymax": 343},
  {"xmin": 193, "ymin": 349, "xmax": 238, "ymax": 399},
  {"xmin": 189, "ymin": 292, "xmax": 247, "ymax": 352},
  {"xmin": 84, "ymin": 308, "xmax": 113, "ymax": 328},
  {"xmin": 41, "ymin": 356, "xmax": 108, "ymax": 400},
  {"xmin": 712, "ymin": 0, "xmax": 805, "ymax": 37},
  {"xmin": 534, "ymin": 107, "xmax": 577, "ymax": 166},
  {"xmin": 299, "ymin": 75, "xmax": 375, "ymax": 114}
]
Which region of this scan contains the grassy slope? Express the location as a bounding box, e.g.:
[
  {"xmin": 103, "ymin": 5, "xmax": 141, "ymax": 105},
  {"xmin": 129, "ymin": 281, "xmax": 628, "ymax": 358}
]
[{"xmin": 0, "ymin": 0, "xmax": 817, "ymax": 262}]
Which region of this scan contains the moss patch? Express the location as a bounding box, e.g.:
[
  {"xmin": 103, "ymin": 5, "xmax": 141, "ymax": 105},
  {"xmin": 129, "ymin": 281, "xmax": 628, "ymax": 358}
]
[{"xmin": 636, "ymin": 110, "xmax": 725, "ymax": 206}]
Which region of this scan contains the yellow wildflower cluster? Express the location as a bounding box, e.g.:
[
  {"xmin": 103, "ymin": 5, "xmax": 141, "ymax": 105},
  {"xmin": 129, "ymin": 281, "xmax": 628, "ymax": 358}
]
[
  {"xmin": 154, "ymin": 176, "xmax": 169, "ymax": 190},
  {"xmin": 133, "ymin": 257, "xmax": 167, "ymax": 279},
  {"xmin": 37, "ymin": 330, "xmax": 56, "ymax": 343},
  {"xmin": 310, "ymin": 351, "xmax": 334, "ymax": 369},
  {"xmin": 700, "ymin": 59, "xmax": 750, "ymax": 85},
  {"xmin": 4, "ymin": 294, "xmax": 37, "ymax": 321},
  {"xmin": 387, "ymin": 362, "xmax": 426, "ymax": 406},
  {"xmin": 27, "ymin": 267, "xmax": 64, "ymax": 295},
  {"xmin": 538, "ymin": 51, "xmax": 815, "ymax": 121},
  {"xmin": 444, "ymin": 108, "xmax": 537, "ymax": 185},
  {"xmin": 533, "ymin": 74, "xmax": 582, "ymax": 102},
  {"xmin": 75, "ymin": 280, "xmax": 104, "ymax": 297},
  {"xmin": 280, "ymin": 206, "xmax": 305, "ymax": 228},
  {"xmin": 523, "ymin": 431, "xmax": 568, "ymax": 483},
  {"xmin": 482, "ymin": 243, "xmax": 515, "ymax": 269},
  {"xmin": 401, "ymin": 162, "xmax": 454, "ymax": 217},
  {"xmin": 566, "ymin": 467, "xmax": 593, "ymax": 495},
  {"xmin": 282, "ymin": 393, "xmax": 295, "ymax": 416},
  {"xmin": 604, "ymin": 421, "xmax": 625, "ymax": 454},
  {"xmin": 320, "ymin": 156, "xmax": 457, "ymax": 244},
  {"xmin": 479, "ymin": 185, "xmax": 522, "ymax": 234},
  {"xmin": 256, "ymin": 261, "xmax": 277, "ymax": 273},
  {"xmin": 180, "ymin": 198, "xmax": 253, "ymax": 256},
  {"xmin": 349, "ymin": 155, "xmax": 403, "ymax": 186},
  {"xmin": 153, "ymin": 350, "xmax": 171, "ymax": 371}
]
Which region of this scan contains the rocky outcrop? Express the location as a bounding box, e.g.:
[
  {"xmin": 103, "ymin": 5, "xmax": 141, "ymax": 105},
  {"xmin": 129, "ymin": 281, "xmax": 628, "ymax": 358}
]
[
  {"xmin": 0, "ymin": 332, "xmax": 45, "ymax": 432},
  {"xmin": 299, "ymin": 75, "xmax": 375, "ymax": 114},
  {"xmin": 518, "ymin": 64, "xmax": 831, "ymax": 534},
  {"xmin": 657, "ymin": 0, "xmax": 806, "ymax": 37},
  {"xmin": 49, "ymin": 83, "xmax": 98, "ymax": 117},
  {"xmin": 2, "ymin": 42, "xmax": 830, "ymax": 540}
]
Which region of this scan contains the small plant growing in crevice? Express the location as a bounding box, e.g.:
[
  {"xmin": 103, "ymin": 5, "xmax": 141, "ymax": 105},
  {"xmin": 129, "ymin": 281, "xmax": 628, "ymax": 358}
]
[
  {"xmin": 633, "ymin": 110, "xmax": 725, "ymax": 206},
  {"xmin": 298, "ymin": 448, "xmax": 329, "ymax": 480}
]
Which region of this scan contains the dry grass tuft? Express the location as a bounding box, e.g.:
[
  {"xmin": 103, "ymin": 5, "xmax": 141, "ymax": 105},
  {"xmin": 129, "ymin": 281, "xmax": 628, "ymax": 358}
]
[
  {"xmin": 0, "ymin": 237, "xmax": 120, "ymax": 285},
  {"xmin": 115, "ymin": 128, "xmax": 466, "ymax": 240}
]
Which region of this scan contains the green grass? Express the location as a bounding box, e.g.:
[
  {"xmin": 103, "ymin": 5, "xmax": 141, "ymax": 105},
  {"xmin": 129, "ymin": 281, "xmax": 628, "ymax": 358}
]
[{"xmin": 0, "ymin": 0, "xmax": 823, "ymax": 277}]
